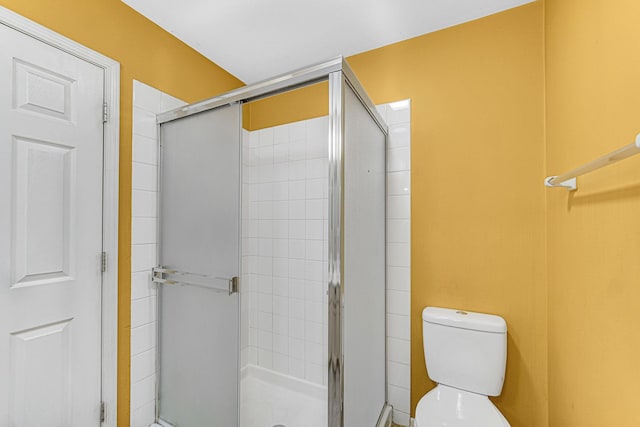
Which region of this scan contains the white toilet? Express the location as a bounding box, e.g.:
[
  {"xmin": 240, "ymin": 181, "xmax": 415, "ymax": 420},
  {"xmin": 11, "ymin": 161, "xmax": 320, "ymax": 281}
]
[{"xmin": 415, "ymin": 307, "xmax": 511, "ymax": 427}]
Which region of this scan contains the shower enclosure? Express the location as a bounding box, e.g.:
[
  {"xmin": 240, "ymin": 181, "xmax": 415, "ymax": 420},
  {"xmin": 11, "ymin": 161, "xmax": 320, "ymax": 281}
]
[{"xmin": 151, "ymin": 57, "xmax": 389, "ymax": 427}]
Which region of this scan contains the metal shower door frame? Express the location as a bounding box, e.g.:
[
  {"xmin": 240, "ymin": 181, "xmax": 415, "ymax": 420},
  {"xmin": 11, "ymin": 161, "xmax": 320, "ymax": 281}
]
[
  {"xmin": 155, "ymin": 56, "xmax": 389, "ymax": 427},
  {"xmin": 328, "ymin": 70, "xmax": 390, "ymax": 427}
]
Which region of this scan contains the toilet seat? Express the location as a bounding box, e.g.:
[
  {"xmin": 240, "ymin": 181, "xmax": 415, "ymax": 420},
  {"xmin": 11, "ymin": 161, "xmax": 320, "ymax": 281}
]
[{"xmin": 415, "ymin": 384, "xmax": 510, "ymax": 427}]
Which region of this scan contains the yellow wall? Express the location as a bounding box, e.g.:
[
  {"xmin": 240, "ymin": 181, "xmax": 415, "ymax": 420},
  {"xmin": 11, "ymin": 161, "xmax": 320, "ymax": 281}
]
[
  {"xmin": 349, "ymin": 3, "xmax": 548, "ymax": 425},
  {"xmin": 0, "ymin": 1, "xmax": 243, "ymax": 425},
  {"xmin": 545, "ymin": 0, "xmax": 640, "ymax": 425},
  {"xmin": 247, "ymin": 81, "xmax": 328, "ymax": 130}
]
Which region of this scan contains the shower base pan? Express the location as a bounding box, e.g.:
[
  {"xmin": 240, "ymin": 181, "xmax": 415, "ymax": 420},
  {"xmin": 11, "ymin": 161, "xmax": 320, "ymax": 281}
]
[
  {"xmin": 151, "ymin": 368, "xmax": 392, "ymax": 427},
  {"xmin": 241, "ymin": 364, "xmax": 327, "ymax": 427}
]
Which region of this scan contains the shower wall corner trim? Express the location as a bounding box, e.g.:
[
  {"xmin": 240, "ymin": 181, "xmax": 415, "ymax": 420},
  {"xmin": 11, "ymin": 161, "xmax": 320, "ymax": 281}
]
[{"xmin": 327, "ymin": 70, "xmax": 345, "ymax": 427}]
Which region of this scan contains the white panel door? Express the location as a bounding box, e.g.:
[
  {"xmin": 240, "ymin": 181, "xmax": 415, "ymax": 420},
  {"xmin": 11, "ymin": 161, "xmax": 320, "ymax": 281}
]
[{"xmin": 0, "ymin": 23, "xmax": 105, "ymax": 427}]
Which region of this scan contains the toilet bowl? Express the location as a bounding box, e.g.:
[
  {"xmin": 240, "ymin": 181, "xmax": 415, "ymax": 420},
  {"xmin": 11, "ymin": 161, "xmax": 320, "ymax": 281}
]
[
  {"xmin": 414, "ymin": 307, "xmax": 510, "ymax": 427},
  {"xmin": 415, "ymin": 385, "xmax": 509, "ymax": 427}
]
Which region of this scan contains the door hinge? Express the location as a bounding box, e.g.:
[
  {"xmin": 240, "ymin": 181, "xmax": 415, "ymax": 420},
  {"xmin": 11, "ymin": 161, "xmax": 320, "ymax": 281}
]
[
  {"xmin": 101, "ymin": 252, "xmax": 107, "ymax": 273},
  {"xmin": 102, "ymin": 102, "xmax": 109, "ymax": 123},
  {"xmin": 100, "ymin": 401, "xmax": 105, "ymax": 423}
]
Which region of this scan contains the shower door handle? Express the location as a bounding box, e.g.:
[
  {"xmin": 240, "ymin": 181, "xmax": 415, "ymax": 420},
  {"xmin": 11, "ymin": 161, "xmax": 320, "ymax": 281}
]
[{"xmin": 152, "ymin": 267, "xmax": 239, "ymax": 295}]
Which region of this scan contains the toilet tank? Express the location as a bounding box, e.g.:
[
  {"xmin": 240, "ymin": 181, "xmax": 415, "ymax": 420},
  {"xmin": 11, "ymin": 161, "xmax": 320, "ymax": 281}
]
[{"xmin": 422, "ymin": 307, "xmax": 507, "ymax": 397}]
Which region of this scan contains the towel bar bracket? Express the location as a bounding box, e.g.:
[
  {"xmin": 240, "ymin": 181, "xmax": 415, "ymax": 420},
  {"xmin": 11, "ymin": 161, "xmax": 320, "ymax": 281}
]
[
  {"xmin": 544, "ymin": 176, "xmax": 577, "ymax": 191},
  {"xmin": 544, "ymin": 133, "xmax": 640, "ymax": 191}
]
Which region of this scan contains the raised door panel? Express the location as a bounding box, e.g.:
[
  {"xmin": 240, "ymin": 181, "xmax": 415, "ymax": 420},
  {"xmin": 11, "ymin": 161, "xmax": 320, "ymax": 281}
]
[
  {"xmin": 13, "ymin": 59, "xmax": 75, "ymax": 123},
  {"xmin": 11, "ymin": 136, "xmax": 76, "ymax": 287},
  {"xmin": 10, "ymin": 319, "xmax": 73, "ymax": 426}
]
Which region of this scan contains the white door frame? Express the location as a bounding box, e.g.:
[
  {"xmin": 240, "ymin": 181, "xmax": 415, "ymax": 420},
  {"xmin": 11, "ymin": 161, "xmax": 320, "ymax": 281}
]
[{"xmin": 0, "ymin": 6, "xmax": 120, "ymax": 426}]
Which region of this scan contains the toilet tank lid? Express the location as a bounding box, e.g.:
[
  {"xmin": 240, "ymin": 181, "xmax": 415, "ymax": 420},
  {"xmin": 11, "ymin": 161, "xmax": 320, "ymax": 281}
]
[{"xmin": 422, "ymin": 307, "xmax": 507, "ymax": 334}]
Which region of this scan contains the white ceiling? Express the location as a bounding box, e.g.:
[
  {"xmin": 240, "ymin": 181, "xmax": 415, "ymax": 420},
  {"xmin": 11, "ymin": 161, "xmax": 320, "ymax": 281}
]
[{"xmin": 122, "ymin": 0, "xmax": 535, "ymax": 84}]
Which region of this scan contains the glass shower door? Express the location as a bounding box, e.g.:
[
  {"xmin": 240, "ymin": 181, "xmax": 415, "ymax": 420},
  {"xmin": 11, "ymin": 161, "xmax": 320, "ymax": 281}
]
[
  {"xmin": 341, "ymin": 81, "xmax": 387, "ymax": 427},
  {"xmin": 156, "ymin": 104, "xmax": 242, "ymax": 426}
]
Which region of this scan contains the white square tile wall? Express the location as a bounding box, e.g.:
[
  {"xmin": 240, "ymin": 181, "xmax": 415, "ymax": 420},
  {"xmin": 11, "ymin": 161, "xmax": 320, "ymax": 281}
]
[
  {"xmin": 240, "ymin": 117, "xmax": 330, "ymax": 386},
  {"xmin": 131, "ymin": 81, "xmax": 186, "ymax": 427},
  {"xmin": 380, "ymin": 99, "xmax": 412, "ymax": 426}
]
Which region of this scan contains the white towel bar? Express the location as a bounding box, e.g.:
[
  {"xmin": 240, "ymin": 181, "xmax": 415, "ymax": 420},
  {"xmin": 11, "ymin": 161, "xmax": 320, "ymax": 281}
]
[{"xmin": 545, "ymin": 133, "xmax": 640, "ymax": 191}]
